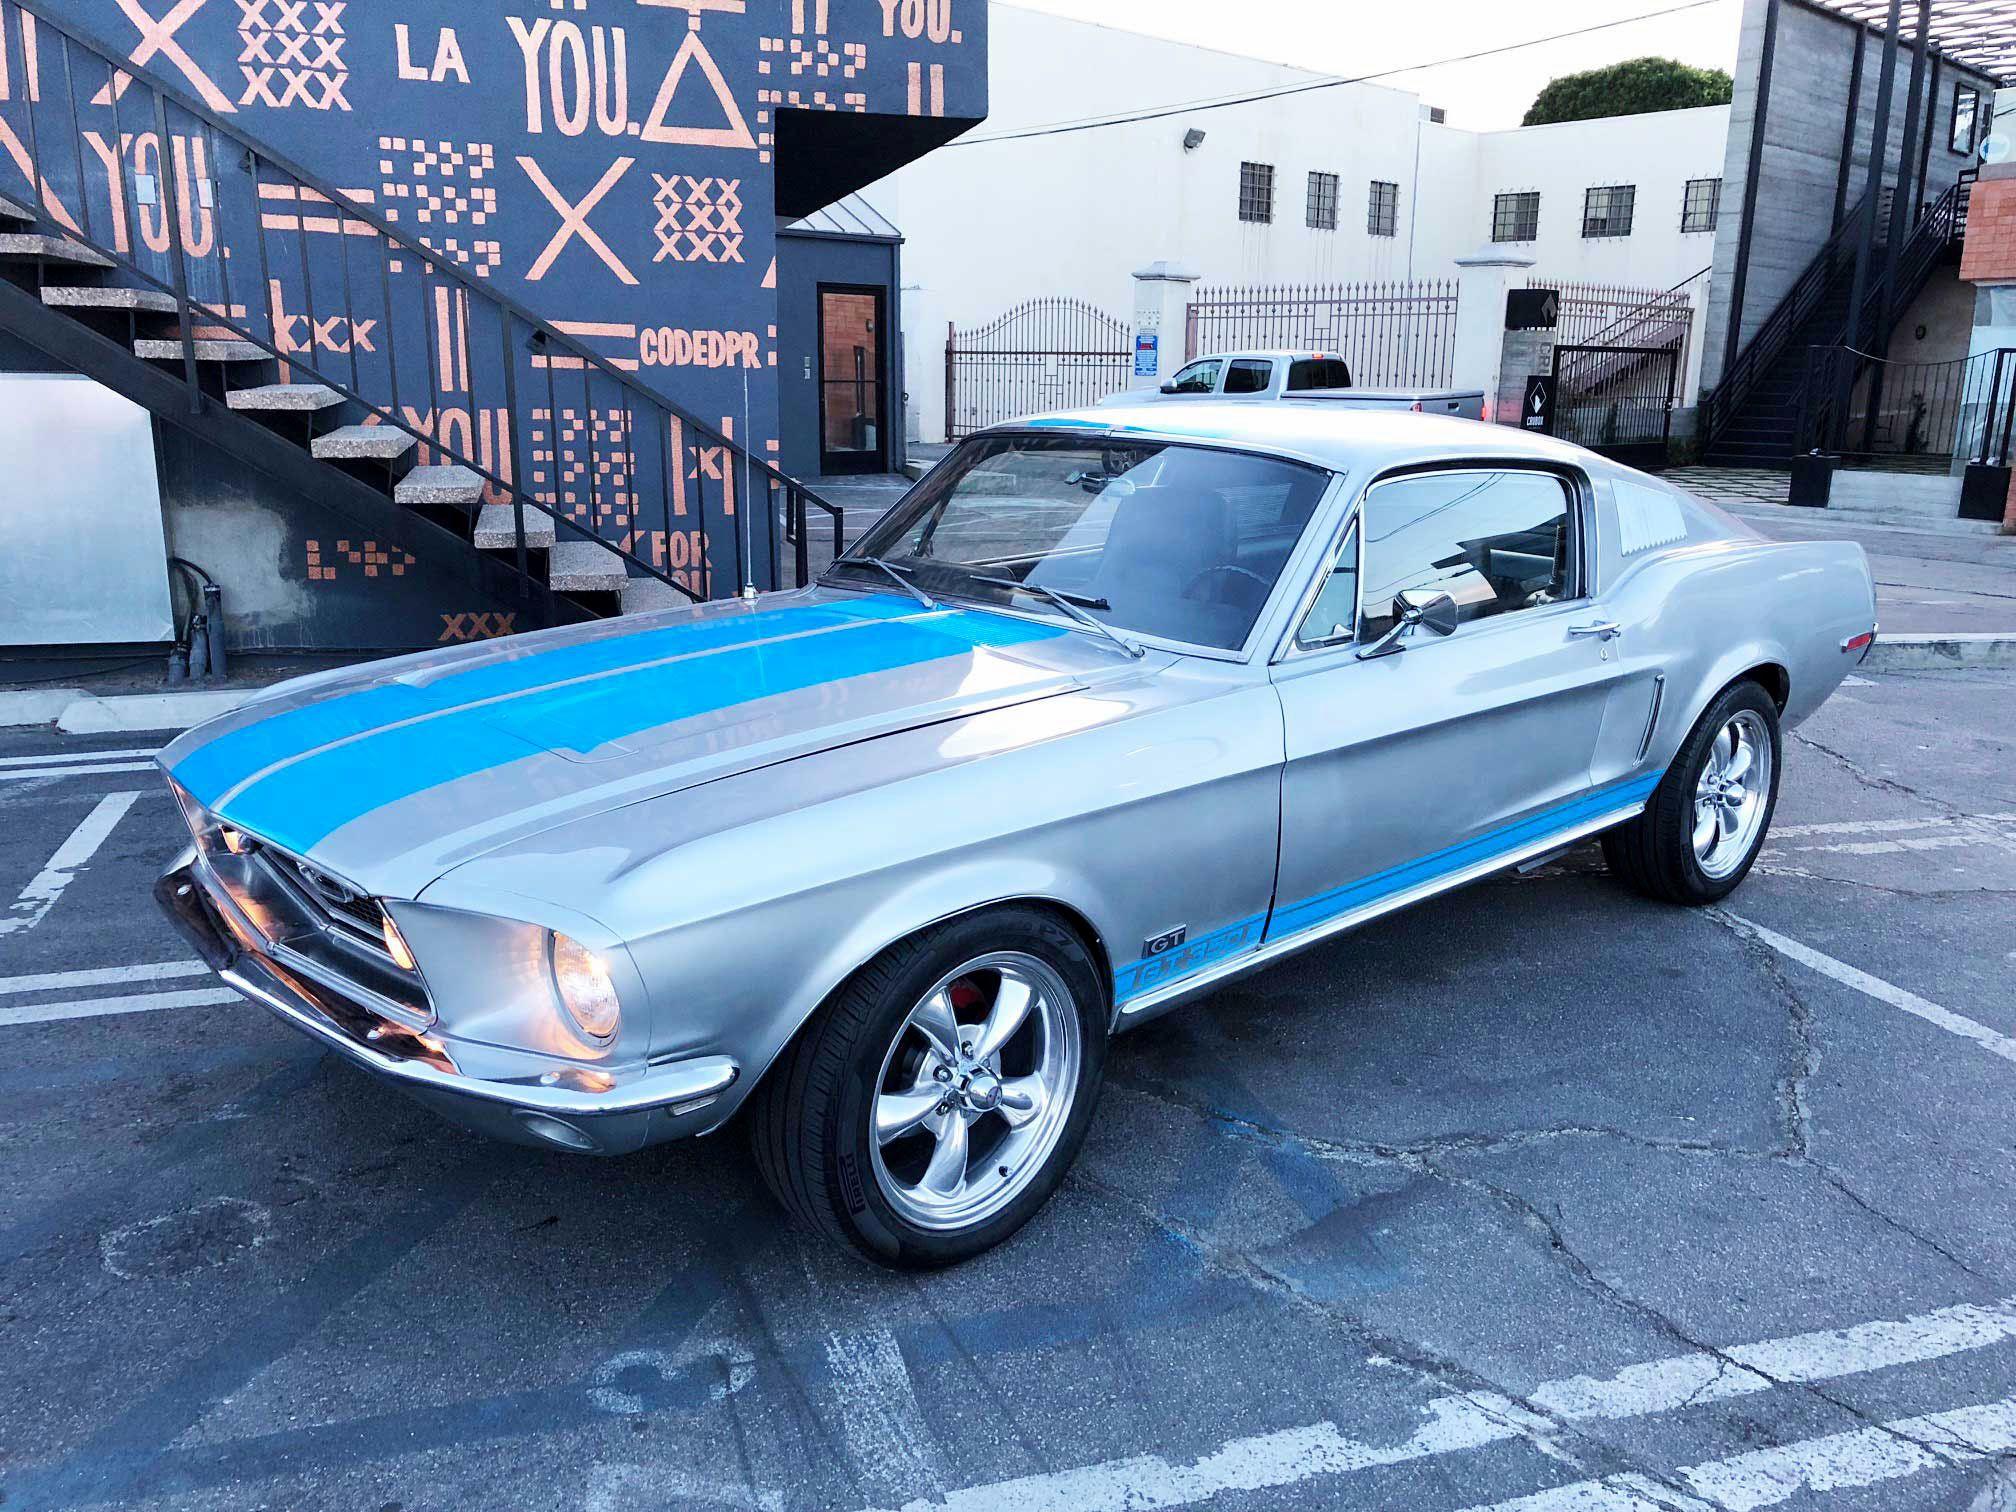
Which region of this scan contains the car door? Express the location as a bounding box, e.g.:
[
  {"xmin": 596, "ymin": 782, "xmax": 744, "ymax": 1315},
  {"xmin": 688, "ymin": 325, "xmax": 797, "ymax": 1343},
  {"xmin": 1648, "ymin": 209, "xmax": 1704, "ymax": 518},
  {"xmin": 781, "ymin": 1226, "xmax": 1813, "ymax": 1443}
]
[
  {"xmin": 1267, "ymin": 465, "xmax": 1633, "ymax": 945},
  {"xmin": 1161, "ymin": 358, "xmax": 1223, "ymax": 400},
  {"xmin": 1221, "ymin": 358, "xmax": 1275, "ymax": 401}
]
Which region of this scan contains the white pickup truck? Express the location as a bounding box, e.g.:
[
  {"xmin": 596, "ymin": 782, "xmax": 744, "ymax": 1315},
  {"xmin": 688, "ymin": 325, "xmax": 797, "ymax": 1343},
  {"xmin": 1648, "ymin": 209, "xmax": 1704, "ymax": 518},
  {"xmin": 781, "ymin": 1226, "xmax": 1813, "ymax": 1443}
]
[{"xmin": 1111, "ymin": 349, "xmax": 1485, "ymax": 420}]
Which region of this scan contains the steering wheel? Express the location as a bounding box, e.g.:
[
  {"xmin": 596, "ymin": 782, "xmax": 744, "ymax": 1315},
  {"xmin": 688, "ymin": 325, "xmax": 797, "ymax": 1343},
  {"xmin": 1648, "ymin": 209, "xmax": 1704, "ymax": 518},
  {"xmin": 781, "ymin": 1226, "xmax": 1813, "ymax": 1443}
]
[{"xmin": 1183, "ymin": 564, "xmax": 1272, "ymax": 600}]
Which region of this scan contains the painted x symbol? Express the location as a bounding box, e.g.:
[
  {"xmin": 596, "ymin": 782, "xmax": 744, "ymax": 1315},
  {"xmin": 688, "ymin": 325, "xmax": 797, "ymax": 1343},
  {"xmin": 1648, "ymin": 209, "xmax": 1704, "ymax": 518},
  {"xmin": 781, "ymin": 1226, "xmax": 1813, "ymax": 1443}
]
[
  {"xmin": 520, "ymin": 157, "xmax": 638, "ymax": 286},
  {"xmin": 95, "ymin": 0, "xmax": 236, "ymax": 114}
]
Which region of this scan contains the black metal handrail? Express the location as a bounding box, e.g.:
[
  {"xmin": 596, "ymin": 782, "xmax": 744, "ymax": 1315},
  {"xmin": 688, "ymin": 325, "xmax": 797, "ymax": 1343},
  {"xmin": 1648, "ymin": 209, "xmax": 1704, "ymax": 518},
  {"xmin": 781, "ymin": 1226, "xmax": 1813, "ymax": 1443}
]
[
  {"xmin": 1701, "ymin": 191, "xmax": 1872, "ymax": 445},
  {"xmin": 0, "ymin": 0, "xmax": 842, "ymax": 607},
  {"xmin": 1791, "ymin": 177, "xmax": 1973, "ymax": 454},
  {"xmin": 1706, "ymin": 174, "xmax": 1973, "ymax": 453}
]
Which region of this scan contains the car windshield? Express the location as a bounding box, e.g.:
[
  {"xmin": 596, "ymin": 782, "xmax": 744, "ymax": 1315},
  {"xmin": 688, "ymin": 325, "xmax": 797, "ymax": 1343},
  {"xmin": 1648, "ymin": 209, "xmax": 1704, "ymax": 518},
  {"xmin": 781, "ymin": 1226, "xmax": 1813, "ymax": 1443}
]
[{"xmin": 837, "ymin": 435, "xmax": 1332, "ymax": 651}]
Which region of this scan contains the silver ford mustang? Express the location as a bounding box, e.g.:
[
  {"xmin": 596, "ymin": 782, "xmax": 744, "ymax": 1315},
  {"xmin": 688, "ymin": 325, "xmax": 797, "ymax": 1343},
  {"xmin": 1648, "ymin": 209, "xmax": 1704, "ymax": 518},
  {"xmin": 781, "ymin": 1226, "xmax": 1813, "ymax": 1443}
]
[{"xmin": 155, "ymin": 403, "xmax": 1877, "ymax": 1266}]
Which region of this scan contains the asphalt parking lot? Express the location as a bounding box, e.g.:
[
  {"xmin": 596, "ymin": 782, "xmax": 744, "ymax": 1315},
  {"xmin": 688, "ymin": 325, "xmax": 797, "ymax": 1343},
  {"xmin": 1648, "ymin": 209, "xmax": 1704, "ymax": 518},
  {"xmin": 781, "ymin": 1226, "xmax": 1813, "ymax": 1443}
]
[{"xmin": 3, "ymin": 668, "xmax": 2015, "ymax": 1512}]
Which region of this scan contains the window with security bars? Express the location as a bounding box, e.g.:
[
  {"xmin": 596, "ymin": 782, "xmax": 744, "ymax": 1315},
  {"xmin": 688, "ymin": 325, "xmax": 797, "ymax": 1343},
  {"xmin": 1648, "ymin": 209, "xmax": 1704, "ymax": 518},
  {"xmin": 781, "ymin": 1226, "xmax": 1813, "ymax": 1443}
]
[
  {"xmin": 1681, "ymin": 178, "xmax": 1721, "ymax": 233},
  {"xmin": 1492, "ymin": 191, "xmax": 1540, "ymax": 242},
  {"xmin": 1582, "ymin": 184, "xmax": 1636, "ymax": 238},
  {"xmin": 1367, "ymin": 180, "xmax": 1399, "ymax": 237},
  {"xmin": 1239, "ymin": 162, "xmax": 1275, "ymax": 224},
  {"xmin": 1306, "ymin": 171, "xmax": 1339, "ymax": 230}
]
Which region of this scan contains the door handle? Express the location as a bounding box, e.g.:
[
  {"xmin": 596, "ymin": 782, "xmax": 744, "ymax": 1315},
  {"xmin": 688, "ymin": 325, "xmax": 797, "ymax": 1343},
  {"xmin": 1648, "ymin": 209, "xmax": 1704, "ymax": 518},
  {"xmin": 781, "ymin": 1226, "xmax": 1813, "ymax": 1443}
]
[{"xmin": 1568, "ymin": 620, "xmax": 1622, "ymax": 642}]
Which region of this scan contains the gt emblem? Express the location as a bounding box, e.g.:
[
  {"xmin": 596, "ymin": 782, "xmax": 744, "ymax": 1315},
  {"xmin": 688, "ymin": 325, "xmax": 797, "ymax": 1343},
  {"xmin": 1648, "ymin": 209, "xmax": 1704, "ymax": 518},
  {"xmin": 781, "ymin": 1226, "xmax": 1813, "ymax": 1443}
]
[{"xmin": 1143, "ymin": 926, "xmax": 1188, "ymax": 958}]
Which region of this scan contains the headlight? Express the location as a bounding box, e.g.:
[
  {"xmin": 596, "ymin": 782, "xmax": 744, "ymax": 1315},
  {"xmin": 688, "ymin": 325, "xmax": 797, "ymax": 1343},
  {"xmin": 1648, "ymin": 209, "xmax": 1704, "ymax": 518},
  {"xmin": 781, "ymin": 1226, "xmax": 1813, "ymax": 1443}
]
[{"xmin": 548, "ymin": 931, "xmax": 621, "ymax": 1044}]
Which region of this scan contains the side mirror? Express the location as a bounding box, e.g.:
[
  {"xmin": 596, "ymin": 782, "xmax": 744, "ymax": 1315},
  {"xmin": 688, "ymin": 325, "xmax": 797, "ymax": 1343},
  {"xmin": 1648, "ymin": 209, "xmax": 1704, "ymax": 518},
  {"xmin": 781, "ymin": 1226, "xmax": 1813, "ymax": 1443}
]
[
  {"xmin": 1159, "ymin": 382, "xmax": 1179, "ymax": 395},
  {"xmin": 1356, "ymin": 589, "xmax": 1460, "ymax": 660},
  {"xmin": 1402, "ymin": 589, "xmax": 1461, "ymax": 637}
]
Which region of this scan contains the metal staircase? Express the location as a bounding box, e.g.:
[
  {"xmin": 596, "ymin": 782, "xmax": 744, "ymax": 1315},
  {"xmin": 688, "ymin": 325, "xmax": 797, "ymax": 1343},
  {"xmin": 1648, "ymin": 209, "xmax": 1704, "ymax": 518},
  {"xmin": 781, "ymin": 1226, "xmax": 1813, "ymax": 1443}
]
[
  {"xmin": 0, "ymin": 0, "xmax": 842, "ymax": 627},
  {"xmin": 1701, "ymin": 178, "xmax": 1973, "ymax": 468}
]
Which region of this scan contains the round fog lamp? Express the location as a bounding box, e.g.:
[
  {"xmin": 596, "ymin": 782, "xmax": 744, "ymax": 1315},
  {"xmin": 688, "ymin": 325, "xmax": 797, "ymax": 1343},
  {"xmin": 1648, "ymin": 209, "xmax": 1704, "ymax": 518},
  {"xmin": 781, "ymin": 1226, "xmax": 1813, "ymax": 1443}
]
[{"xmin": 550, "ymin": 932, "xmax": 621, "ymax": 1043}]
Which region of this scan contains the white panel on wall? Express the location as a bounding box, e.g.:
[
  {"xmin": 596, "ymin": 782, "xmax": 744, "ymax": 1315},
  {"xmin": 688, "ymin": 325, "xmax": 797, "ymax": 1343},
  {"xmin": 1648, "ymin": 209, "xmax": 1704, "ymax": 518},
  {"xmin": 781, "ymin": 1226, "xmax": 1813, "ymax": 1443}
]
[{"xmin": 0, "ymin": 375, "xmax": 173, "ymax": 646}]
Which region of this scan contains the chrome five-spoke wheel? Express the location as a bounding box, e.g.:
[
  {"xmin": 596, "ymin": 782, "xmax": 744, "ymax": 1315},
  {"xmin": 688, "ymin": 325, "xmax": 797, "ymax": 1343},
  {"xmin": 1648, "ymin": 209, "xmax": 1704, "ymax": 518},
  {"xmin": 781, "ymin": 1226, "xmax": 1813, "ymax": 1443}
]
[
  {"xmin": 1604, "ymin": 678, "xmax": 1782, "ymax": 906},
  {"xmin": 870, "ymin": 954, "xmax": 1081, "ymax": 1232},
  {"xmin": 1692, "ymin": 708, "xmax": 1773, "ymax": 880}
]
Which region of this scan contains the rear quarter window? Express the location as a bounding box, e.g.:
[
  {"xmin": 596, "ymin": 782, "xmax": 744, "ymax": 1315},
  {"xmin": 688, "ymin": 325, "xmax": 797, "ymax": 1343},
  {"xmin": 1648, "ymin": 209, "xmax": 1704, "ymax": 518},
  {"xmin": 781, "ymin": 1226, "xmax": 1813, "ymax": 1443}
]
[{"xmin": 1287, "ymin": 358, "xmax": 1352, "ymax": 391}]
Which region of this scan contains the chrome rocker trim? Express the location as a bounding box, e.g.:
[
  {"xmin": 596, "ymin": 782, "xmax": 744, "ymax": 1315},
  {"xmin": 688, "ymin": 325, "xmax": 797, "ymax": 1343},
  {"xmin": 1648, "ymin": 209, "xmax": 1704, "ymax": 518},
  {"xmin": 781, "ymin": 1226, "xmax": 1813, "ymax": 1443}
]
[{"xmin": 1117, "ymin": 799, "xmax": 1649, "ymax": 1027}]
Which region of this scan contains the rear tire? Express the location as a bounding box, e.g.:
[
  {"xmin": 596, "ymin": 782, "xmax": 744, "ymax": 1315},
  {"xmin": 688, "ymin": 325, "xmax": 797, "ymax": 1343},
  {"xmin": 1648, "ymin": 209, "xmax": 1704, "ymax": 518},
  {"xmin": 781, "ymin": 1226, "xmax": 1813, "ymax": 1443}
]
[
  {"xmin": 1603, "ymin": 679, "xmax": 1782, "ymax": 906},
  {"xmin": 750, "ymin": 906, "xmax": 1107, "ymax": 1267}
]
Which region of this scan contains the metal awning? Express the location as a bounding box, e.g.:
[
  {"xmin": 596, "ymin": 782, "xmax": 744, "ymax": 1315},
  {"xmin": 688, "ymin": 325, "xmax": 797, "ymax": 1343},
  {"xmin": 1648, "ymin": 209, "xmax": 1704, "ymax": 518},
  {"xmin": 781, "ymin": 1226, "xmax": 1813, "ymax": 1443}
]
[
  {"xmin": 782, "ymin": 193, "xmax": 902, "ymax": 242},
  {"xmin": 1816, "ymin": 1, "xmax": 2015, "ymax": 84}
]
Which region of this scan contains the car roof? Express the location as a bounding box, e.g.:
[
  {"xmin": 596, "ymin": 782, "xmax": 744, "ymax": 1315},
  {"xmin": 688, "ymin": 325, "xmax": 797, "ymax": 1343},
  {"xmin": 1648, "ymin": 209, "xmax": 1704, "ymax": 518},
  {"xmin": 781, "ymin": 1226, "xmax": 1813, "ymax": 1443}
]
[
  {"xmin": 1183, "ymin": 350, "xmax": 1326, "ymax": 362},
  {"xmin": 978, "ymin": 400, "xmax": 1598, "ymax": 476}
]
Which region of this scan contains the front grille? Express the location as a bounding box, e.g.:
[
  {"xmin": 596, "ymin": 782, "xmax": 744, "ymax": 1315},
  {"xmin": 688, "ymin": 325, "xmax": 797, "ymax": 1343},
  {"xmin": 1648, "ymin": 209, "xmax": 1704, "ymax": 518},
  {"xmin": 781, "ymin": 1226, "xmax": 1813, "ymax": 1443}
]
[
  {"xmin": 261, "ymin": 847, "xmax": 388, "ymax": 946},
  {"xmin": 197, "ymin": 832, "xmax": 433, "ymax": 1028}
]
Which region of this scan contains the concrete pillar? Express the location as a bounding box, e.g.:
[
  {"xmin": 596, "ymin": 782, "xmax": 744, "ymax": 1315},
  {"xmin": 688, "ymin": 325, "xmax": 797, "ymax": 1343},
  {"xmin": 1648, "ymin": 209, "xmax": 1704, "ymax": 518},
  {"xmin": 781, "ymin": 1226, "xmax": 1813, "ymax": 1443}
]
[
  {"xmin": 1958, "ymin": 157, "xmax": 2016, "ymax": 531},
  {"xmin": 1452, "ymin": 248, "xmax": 1536, "ymax": 424},
  {"xmin": 1128, "ymin": 261, "xmax": 1200, "ymax": 392}
]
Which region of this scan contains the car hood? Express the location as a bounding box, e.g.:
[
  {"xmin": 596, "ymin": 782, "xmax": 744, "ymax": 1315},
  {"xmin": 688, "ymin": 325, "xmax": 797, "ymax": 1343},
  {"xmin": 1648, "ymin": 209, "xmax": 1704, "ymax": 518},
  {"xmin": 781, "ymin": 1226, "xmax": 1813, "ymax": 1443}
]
[{"xmin": 160, "ymin": 589, "xmax": 1141, "ymax": 900}]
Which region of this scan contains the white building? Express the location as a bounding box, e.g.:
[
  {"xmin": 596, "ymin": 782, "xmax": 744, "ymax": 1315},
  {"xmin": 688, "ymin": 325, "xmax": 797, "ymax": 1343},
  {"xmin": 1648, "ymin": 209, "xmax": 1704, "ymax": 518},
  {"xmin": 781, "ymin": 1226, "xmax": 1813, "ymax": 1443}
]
[{"xmin": 867, "ymin": 4, "xmax": 1732, "ymax": 442}]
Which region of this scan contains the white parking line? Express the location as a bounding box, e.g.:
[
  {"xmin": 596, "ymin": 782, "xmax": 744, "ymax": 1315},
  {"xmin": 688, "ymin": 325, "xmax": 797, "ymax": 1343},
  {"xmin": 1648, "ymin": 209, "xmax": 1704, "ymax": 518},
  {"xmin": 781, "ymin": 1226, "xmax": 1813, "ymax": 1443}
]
[
  {"xmin": 0, "ymin": 762, "xmax": 160, "ymax": 784},
  {"xmin": 0, "ymin": 747, "xmax": 158, "ymax": 768},
  {"xmin": 862, "ymin": 1297, "xmax": 2016, "ymax": 1512},
  {"xmin": 0, "ymin": 792, "xmax": 140, "ymax": 937},
  {"xmin": 0, "ymin": 960, "xmax": 210, "ymax": 996},
  {"xmin": 1771, "ymin": 814, "xmax": 2016, "ymax": 838},
  {"xmin": 1763, "ymin": 812, "xmax": 2016, "ymax": 859},
  {"xmin": 1464, "ymin": 1395, "xmax": 2016, "ymax": 1511},
  {"xmin": 1712, "ymin": 910, "xmax": 2016, "ymax": 1068},
  {"xmin": 0, "ymin": 986, "xmax": 241, "ymax": 1028}
]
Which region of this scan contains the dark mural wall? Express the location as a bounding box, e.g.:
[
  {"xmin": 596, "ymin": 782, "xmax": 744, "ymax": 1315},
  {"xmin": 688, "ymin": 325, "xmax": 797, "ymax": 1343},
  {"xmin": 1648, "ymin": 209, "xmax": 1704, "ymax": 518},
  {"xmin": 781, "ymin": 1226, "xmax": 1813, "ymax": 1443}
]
[{"xmin": 0, "ymin": 0, "xmax": 981, "ymax": 648}]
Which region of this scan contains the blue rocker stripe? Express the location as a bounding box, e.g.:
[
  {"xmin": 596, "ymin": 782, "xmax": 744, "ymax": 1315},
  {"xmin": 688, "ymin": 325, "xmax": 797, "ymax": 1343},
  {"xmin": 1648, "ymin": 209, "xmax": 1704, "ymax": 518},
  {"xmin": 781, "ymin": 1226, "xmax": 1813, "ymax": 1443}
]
[
  {"xmin": 1113, "ymin": 770, "xmax": 1663, "ymax": 1004},
  {"xmin": 1268, "ymin": 771, "xmax": 1663, "ymax": 942}
]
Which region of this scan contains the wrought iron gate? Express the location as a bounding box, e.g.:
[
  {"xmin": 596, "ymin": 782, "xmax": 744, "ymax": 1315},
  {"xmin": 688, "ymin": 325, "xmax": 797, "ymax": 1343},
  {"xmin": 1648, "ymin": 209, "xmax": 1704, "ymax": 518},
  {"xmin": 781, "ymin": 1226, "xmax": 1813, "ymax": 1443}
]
[
  {"xmin": 1183, "ymin": 279, "xmax": 1459, "ymax": 387},
  {"xmin": 1548, "ymin": 343, "xmax": 1680, "ymax": 469},
  {"xmin": 944, "ymin": 299, "xmax": 1130, "ymax": 440}
]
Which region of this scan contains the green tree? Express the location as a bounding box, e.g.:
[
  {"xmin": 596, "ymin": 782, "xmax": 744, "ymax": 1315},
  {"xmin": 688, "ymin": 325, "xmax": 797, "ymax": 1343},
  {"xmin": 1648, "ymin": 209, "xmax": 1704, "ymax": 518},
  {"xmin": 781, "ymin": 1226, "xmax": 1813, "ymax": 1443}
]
[{"xmin": 1522, "ymin": 57, "xmax": 1734, "ymax": 127}]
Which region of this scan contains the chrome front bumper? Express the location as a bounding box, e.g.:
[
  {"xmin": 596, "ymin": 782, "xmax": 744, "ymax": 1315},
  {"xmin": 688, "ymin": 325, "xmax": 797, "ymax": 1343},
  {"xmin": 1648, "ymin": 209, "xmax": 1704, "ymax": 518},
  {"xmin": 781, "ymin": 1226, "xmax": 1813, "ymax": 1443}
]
[{"xmin": 155, "ymin": 851, "xmax": 738, "ymax": 1155}]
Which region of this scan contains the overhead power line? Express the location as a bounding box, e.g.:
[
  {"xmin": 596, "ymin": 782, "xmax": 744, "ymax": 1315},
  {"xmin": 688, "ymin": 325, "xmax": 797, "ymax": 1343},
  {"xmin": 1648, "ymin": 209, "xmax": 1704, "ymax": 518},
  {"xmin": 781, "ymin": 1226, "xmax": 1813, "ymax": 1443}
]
[{"xmin": 951, "ymin": 0, "xmax": 1730, "ymax": 146}]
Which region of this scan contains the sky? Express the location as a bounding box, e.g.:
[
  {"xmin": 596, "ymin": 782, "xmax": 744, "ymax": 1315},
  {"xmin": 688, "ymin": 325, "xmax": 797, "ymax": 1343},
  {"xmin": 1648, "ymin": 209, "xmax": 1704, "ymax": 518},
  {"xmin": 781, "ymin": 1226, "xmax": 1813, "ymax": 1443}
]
[{"xmin": 1002, "ymin": 0, "xmax": 1747, "ymax": 131}]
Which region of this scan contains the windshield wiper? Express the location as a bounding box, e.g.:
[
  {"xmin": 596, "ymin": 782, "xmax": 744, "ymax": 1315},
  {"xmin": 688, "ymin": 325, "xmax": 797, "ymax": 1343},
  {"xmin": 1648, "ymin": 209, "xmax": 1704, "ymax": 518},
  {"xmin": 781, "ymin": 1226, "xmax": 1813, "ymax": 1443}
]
[
  {"xmin": 967, "ymin": 574, "xmax": 1145, "ymax": 659},
  {"xmin": 825, "ymin": 554, "xmax": 937, "ymax": 610}
]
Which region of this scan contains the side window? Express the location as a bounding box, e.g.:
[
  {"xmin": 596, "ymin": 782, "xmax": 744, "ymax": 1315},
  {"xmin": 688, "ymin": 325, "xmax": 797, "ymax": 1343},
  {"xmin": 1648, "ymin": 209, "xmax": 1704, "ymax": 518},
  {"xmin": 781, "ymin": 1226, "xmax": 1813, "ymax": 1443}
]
[
  {"xmin": 1168, "ymin": 360, "xmax": 1221, "ymax": 394},
  {"xmin": 1224, "ymin": 359, "xmax": 1273, "ymax": 394},
  {"xmin": 1358, "ymin": 470, "xmax": 1575, "ymax": 642},
  {"xmin": 1287, "ymin": 358, "xmax": 1352, "ymax": 391},
  {"xmin": 1294, "ymin": 524, "xmax": 1359, "ymax": 649}
]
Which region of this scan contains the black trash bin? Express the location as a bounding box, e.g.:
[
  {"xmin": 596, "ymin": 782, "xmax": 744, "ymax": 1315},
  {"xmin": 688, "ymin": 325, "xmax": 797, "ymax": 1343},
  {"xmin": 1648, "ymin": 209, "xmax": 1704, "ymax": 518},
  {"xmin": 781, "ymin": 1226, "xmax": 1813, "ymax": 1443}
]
[{"xmin": 1788, "ymin": 452, "xmax": 1837, "ymax": 508}]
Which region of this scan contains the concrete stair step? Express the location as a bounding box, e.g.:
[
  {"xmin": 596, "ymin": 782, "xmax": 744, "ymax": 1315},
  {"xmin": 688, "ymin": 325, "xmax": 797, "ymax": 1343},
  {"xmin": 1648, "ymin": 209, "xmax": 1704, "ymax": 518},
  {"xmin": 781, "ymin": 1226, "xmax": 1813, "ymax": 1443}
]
[
  {"xmin": 395, "ymin": 465, "xmax": 484, "ymax": 506},
  {"xmin": 619, "ymin": 576, "xmax": 696, "ymax": 615},
  {"xmin": 0, "ymin": 233, "xmax": 114, "ymax": 267},
  {"xmin": 549, "ymin": 538, "xmax": 629, "ymax": 594},
  {"xmin": 0, "ymin": 191, "xmax": 33, "ymax": 221},
  {"xmin": 472, "ymin": 504, "xmax": 556, "ymax": 550},
  {"xmin": 134, "ymin": 337, "xmax": 269, "ymax": 363},
  {"xmin": 42, "ymin": 284, "xmax": 178, "ymax": 315},
  {"xmin": 225, "ymin": 383, "xmax": 343, "ymax": 412},
  {"xmin": 311, "ymin": 424, "xmax": 416, "ymax": 461}
]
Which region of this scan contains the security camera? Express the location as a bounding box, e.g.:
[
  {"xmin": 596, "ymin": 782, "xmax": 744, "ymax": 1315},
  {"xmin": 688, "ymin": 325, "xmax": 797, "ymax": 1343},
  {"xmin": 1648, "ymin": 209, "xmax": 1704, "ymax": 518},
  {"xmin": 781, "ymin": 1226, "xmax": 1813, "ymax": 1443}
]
[{"xmin": 1182, "ymin": 128, "xmax": 1207, "ymax": 151}]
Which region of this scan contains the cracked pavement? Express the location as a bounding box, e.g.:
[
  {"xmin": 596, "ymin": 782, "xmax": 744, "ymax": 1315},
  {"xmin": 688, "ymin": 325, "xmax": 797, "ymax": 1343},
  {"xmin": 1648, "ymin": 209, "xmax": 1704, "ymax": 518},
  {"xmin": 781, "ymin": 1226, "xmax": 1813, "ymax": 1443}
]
[{"xmin": 2, "ymin": 668, "xmax": 2015, "ymax": 1510}]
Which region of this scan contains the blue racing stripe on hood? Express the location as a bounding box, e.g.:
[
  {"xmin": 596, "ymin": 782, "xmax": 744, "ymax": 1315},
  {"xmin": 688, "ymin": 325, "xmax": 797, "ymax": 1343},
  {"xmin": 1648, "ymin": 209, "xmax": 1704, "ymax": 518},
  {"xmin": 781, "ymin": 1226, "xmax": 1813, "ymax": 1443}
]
[
  {"xmin": 169, "ymin": 595, "xmax": 923, "ymax": 806},
  {"xmin": 204, "ymin": 607, "xmax": 1069, "ymax": 856}
]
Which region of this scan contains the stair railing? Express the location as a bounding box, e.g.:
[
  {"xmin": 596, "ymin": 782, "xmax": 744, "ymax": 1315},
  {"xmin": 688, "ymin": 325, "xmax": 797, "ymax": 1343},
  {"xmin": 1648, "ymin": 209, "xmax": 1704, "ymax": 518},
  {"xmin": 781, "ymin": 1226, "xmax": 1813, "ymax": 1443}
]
[
  {"xmin": 1701, "ymin": 191, "xmax": 1872, "ymax": 449},
  {"xmin": 0, "ymin": 0, "xmax": 843, "ymax": 610}
]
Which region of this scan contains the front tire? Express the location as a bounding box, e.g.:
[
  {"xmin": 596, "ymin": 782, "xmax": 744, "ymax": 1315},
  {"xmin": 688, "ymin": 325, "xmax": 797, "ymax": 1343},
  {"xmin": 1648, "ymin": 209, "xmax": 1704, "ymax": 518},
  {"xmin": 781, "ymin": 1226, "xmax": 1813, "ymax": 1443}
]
[
  {"xmin": 750, "ymin": 906, "xmax": 1107, "ymax": 1267},
  {"xmin": 1603, "ymin": 679, "xmax": 1782, "ymax": 905}
]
